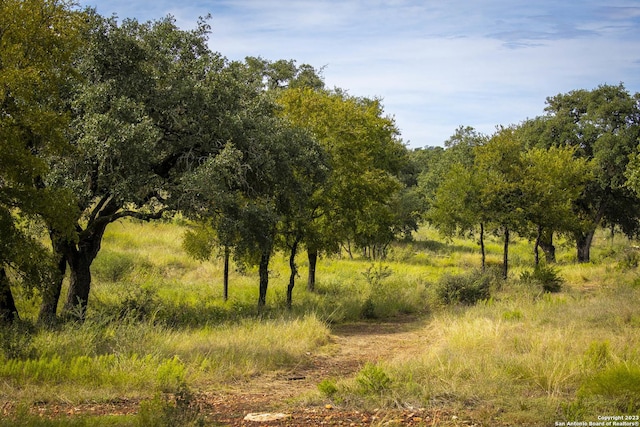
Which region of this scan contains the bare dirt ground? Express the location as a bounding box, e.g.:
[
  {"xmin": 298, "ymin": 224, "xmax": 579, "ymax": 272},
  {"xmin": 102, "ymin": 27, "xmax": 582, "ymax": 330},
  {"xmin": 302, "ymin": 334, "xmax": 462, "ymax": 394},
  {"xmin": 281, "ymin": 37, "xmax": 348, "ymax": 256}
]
[{"xmin": 23, "ymin": 316, "xmax": 479, "ymax": 426}]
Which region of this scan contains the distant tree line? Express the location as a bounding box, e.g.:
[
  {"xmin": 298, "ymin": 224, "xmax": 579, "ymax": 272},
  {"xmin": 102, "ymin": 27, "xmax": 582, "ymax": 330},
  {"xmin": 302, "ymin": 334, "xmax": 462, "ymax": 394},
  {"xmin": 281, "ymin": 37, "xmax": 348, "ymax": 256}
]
[{"xmin": 2, "ymin": 0, "xmax": 640, "ymax": 324}]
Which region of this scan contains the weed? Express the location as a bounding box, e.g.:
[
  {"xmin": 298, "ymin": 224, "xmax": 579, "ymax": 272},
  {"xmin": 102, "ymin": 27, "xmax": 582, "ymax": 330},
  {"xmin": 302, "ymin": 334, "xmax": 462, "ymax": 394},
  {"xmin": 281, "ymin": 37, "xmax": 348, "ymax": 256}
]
[
  {"xmin": 356, "ymin": 363, "xmax": 392, "ymax": 395},
  {"xmin": 317, "ymin": 378, "xmax": 338, "ymax": 397},
  {"xmin": 582, "ymin": 341, "xmax": 613, "ymax": 371},
  {"xmin": 137, "ymin": 384, "xmax": 203, "ymax": 427},
  {"xmin": 520, "ymin": 264, "xmax": 563, "ymax": 293},
  {"xmin": 0, "ymin": 320, "xmax": 37, "ymax": 360}
]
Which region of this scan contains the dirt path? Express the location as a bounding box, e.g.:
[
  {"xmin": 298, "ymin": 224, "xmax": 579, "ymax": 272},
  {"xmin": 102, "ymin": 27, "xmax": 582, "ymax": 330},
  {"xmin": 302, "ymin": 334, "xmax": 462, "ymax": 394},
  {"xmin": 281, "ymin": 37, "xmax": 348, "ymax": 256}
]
[
  {"xmin": 201, "ymin": 316, "xmax": 447, "ymax": 426},
  {"xmin": 27, "ymin": 316, "xmax": 467, "ymax": 426}
]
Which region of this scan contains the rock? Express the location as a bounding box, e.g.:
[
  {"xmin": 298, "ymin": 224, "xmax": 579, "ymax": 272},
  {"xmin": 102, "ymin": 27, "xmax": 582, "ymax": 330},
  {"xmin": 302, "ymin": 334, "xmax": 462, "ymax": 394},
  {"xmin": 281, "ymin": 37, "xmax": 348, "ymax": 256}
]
[{"xmin": 243, "ymin": 412, "xmax": 291, "ymax": 422}]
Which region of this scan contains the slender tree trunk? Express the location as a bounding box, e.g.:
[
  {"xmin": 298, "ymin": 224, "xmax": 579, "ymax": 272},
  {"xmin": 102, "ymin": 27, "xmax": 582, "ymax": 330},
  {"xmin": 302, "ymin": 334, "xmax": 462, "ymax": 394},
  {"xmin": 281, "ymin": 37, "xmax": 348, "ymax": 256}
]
[
  {"xmin": 576, "ymin": 228, "xmax": 596, "ymax": 263},
  {"xmin": 534, "ymin": 225, "xmax": 542, "ymax": 267},
  {"xmin": 479, "ymin": 222, "xmax": 486, "ymax": 272},
  {"xmin": 0, "ymin": 268, "xmax": 19, "ymax": 324},
  {"xmin": 223, "ymin": 245, "xmax": 229, "ymax": 302},
  {"xmin": 258, "ymin": 249, "xmax": 270, "ymax": 310},
  {"xmin": 502, "ymin": 227, "xmax": 510, "ymax": 280},
  {"xmin": 38, "ymin": 243, "xmax": 67, "ymax": 325},
  {"xmin": 539, "ymin": 228, "xmax": 556, "ymax": 263},
  {"xmin": 307, "ymin": 249, "xmax": 317, "ymax": 292},
  {"xmin": 286, "ymin": 240, "xmax": 299, "ymax": 310}
]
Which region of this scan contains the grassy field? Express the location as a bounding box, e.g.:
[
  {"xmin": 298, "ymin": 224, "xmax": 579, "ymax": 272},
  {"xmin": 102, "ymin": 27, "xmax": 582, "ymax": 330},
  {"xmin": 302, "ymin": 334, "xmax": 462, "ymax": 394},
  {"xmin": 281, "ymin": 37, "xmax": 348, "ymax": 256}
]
[{"xmin": 1, "ymin": 219, "xmax": 640, "ymax": 425}]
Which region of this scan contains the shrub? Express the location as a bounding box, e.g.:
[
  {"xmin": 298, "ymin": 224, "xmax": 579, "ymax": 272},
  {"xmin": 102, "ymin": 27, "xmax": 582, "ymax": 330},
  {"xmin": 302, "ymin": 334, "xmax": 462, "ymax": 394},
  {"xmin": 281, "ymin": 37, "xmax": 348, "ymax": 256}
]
[
  {"xmin": 137, "ymin": 384, "xmax": 203, "ymax": 427},
  {"xmin": 520, "ymin": 264, "xmax": 563, "ymax": 293},
  {"xmin": 317, "ymin": 379, "xmax": 338, "ymax": 397},
  {"xmin": 356, "ymin": 363, "xmax": 392, "ymax": 395},
  {"xmin": 434, "ymin": 270, "xmax": 492, "ymax": 306}
]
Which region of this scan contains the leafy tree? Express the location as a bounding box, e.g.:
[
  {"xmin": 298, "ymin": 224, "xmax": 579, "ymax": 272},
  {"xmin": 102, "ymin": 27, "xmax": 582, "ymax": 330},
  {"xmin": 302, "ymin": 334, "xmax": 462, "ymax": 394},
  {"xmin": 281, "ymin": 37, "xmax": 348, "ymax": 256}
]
[
  {"xmin": 277, "ymin": 88, "xmax": 406, "ymax": 289},
  {"xmin": 42, "ymin": 14, "xmax": 241, "ymax": 320},
  {"xmin": 0, "ymin": 0, "xmax": 82, "ymax": 322},
  {"xmin": 518, "ymin": 144, "xmax": 591, "ymax": 265},
  {"xmin": 474, "ymin": 126, "xmax": 528, "ymax": 279},
  {"xmin": 425, "ymin": 127, "xmax": 489, "ymax": 269},
  {"xmin": 533, "ymin": 84, "xmax": 640, "ymax": 262},
  {"xmin": 179, "ymin": 59, "xmax": 329, "ymax": 309}
]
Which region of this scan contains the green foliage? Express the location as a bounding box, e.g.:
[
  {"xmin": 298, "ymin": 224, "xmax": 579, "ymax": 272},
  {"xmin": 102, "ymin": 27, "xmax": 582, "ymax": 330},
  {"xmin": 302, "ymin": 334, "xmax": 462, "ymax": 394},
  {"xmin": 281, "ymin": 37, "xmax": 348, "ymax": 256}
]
[
  {"xmin": 618, "ymin": 248, "xmax": 640, "ymax": 270},
  {"xmin": 0, "ymin": 0, "xmax": 81, "ymax": 320},
  {"xmin": 520, "ymin": 264, "xmax": 563, "ymax": 293},
  {"xmin": 361, "ymin": 263, "xmax": 393, "ymax": 287},
  {"xmin": 156, "ymin": 356, "xmax": 187, "ymax": 393},
  {"xmin": 181, "ymin": 228, "xmax": 216, "ymax": 262},
  {"xmin": 355, "ymin": 362, "xmax": 392, "ymax": 395},
  {"xmin": 0, "ymin": 321, "xmax": 37, "ymax": 360},
  {"xmin": 317, "ymin": 378, "xmax": 339, "ymax": 397},
  {"xmin": 116, "ymin": 286, "xmax": 160, "ymax": 321},
  {"xmin": 433, "ymin": 270, "xmax": 493, "ymax": 305},
  {"xmin": 579, "ymin": 363, "xmax": 640, "ymax": 412},
  {"xmin": 92, "ymin": 250, "xmax": 138, "ymax": 283}
]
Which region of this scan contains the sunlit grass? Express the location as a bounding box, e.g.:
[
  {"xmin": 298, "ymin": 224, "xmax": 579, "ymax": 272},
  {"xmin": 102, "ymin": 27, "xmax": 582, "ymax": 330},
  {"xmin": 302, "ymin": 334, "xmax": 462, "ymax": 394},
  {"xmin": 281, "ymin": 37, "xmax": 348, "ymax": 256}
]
[{"xmin": 3, "ymin": 219, "xmax": 640, "ymax": 426}]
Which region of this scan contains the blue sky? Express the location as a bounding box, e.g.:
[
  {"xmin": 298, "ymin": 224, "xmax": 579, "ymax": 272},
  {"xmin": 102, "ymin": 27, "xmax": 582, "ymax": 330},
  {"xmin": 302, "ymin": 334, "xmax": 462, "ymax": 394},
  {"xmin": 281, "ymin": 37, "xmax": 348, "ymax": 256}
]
[{"xmin": 78, "ymin": 0, "xmax": 640, "ymax": 148}]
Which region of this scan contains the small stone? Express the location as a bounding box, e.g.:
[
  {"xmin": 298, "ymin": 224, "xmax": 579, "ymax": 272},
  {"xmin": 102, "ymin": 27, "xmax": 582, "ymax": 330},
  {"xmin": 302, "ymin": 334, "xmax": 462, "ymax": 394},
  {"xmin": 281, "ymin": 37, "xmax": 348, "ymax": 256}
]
[
  {"xmin": 243, "ymin": 412, "xmax": 291, "ymax": 422},
  {"xmin": 325, "ymin": 404, "xmax": 333, "ymax": 409}
]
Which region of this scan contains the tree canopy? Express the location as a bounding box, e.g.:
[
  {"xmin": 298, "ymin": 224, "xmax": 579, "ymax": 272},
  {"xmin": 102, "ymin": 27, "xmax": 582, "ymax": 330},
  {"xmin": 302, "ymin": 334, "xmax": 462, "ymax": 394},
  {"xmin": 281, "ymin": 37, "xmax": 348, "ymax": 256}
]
[{"xmin": 3, "ymin": 3, "xmax": 640, "ymax": 321}]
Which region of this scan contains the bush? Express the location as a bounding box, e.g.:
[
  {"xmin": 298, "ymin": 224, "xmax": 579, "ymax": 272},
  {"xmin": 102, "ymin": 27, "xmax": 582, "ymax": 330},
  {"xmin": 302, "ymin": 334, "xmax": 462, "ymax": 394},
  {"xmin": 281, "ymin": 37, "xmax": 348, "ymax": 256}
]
[
  {"xmin": 434, "ymin": 270, "xmax": 492, "ymax": 306},
  {"xmin": 317, "ymin": 379, "xmax": 338, "ymax": 397},
  {"xmin": 520, "ymin": 265, "xmax": 563, "ymax": 293},
  {"xmin": 356, "ymin": 363, "xmax": 392, "ymax": 395}
]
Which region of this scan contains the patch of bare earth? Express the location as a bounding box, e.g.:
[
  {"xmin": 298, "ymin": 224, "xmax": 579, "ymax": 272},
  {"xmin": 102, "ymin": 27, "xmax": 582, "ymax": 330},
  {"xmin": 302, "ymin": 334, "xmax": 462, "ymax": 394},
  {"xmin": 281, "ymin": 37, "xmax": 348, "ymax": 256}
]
[{"xmin": 18, "ymin": 316, "xmax": 478, "ymax": 426}]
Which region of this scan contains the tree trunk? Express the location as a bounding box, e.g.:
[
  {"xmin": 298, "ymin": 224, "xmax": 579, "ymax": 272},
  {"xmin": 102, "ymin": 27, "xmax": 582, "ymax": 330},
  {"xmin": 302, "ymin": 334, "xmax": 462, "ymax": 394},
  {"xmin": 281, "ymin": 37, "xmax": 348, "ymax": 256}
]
[
  {"xmin": 0, "ymin": 268, "xmax": 19, "ymax": 324},
  {"xmin": 38, "ymin": 245, "xmax": 67, "ymax": 326},
  {"xmin": 223, "ymin": 245, "xmax": 229, "ymax": 302},
  {"xmin": 539, "ymin": 228, "xmax": 556, "ymax": 263},
  {"xmin": 534, "ymin": 224, "xmax": 542, "ymax": 267},
  {"xmin": 61, "ymin": 219, "xmax": 110, "ymax": 321},
  {"xmin": 286, "ymin": 240, "xmax": 299, "ymax": 310},
  {"xmin": 576, "ymin": 229, "xmax": 595, "ymax": 263},
  {"xmin": 479, "ymin": 222, "xmax": 486, "ymax": 272},
  {"xmin": 307, "ymin": 249, "xmax": 317, "ymax": 292},
  {"xmin": 63, "ymin": 251, "xmax": 93, "ymax": 320},
  {"xmin": 258, "ymin": 249, "xmax": 270, "ymax": 310},
  {"xmin": 502, "ymin": 227, "xmax": 509, "ymax": 280}
]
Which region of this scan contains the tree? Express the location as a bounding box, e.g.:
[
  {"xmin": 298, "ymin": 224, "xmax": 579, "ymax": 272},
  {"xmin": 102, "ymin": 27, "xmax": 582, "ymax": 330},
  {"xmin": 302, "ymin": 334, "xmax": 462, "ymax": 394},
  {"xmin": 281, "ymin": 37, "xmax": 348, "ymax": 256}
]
[
  {"xmin": 535, "ymin": 84, "xmax": 640, "ymax": 262},
  {"xmin": 425, "ymin": 127, "xmax": 489, "ymax": 269},
  {"xmin": 518, "ymin": 143, "xmax": 591, "ymax": 265},
  {"xmin": 42, "ymin": 14, "xmax": 240, "ymax": 320},
  {"xmin": 277, "ymin": 88, "xmax": 406, "ymax": 289},
  {"xmin": 0, "ymin": 0, "xmax": 82, "ymax": 323},
  {"xmin": 474, "ymin": 126, "xmax": 528, "ymax": 279},
  {"xmin": 178, "ymin": 58, "xmax": 329, "ymax": 309}
]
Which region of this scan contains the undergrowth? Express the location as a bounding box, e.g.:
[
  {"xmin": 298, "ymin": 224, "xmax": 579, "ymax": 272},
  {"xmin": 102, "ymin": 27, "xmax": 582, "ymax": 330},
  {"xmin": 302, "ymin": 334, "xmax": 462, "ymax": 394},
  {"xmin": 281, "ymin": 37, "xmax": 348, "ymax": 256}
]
[{"xmin": 2, "ymin": 221, "xmax": 640, "ymax": 426}]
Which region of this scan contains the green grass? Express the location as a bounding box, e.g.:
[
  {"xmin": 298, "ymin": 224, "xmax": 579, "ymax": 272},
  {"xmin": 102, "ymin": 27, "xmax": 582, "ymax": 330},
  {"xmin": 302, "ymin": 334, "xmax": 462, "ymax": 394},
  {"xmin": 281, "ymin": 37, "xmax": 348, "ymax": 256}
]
[{"xmin": 3, "ymin": 220, "xmax": 640, "ymax": 426}]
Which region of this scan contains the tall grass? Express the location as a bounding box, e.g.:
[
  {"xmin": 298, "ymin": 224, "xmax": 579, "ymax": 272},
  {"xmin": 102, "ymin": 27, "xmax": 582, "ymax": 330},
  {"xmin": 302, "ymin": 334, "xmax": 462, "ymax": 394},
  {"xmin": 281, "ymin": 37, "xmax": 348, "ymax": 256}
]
[
  {"xmin": 327, "ymin": 265, "xmax": 640, "ymax": 425},
  {"xmin": 3, "ymin": 219, "xmax": 640, "ymax": 426}
]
